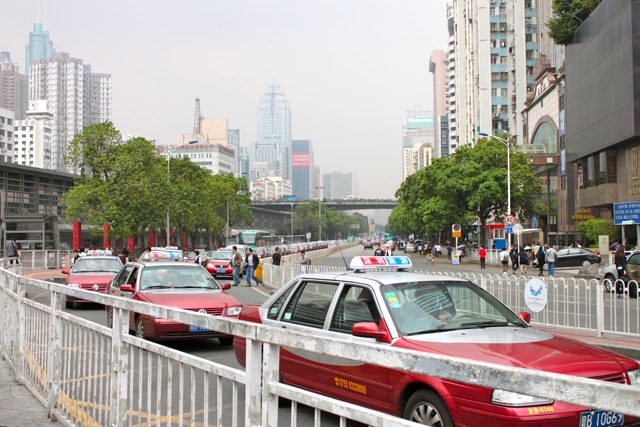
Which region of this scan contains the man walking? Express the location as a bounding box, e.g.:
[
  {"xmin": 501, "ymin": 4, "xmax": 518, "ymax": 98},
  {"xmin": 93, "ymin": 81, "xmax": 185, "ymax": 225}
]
[
  {"xmin": 5, "ymin": 239, "xmax": 19, "ymax": 265},
  {"xmin": 545, "ymin": 244, "xmax": 558, "ymax": 277},
  {"xmin": 245, "ymin": 248, "xmax": 261, "ymax": 286},
  {"xmin": 536, "ymin": 242, "xmax": 546, "ymax": 276},
  {"xmin": 479, "ymin": 246, "xmax": 487, "ymax": 269},
  {"xmin": 232, "ymin": 246, "xmax": 243, "ymax": 286}
]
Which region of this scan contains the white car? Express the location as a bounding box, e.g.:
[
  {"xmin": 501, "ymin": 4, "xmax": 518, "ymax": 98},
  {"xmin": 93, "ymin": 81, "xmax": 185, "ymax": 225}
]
[{"xmin": 601, "ymin": 251, "xmax": 639, "ymax": 298}]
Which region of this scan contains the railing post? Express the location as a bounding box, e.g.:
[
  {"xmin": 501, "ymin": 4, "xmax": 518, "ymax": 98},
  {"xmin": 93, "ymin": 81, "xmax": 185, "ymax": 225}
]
[
  {"xmin": 109, "ymin": 307, "xmax": 130, "ymax": 427},
  {"xmin": 262, "ymin": 342, "xmax": 280, "ymax": 427},
  {"xmin": 596, "ymin": 280, "xmax": 604, "ymax": 338},
  {"xmin": 48, "ymin": 291, "xmax": 62, "ymax": 421},
  {"xmin": 245, "ymin": 337, "xmax": 263, "ymax": 427}
]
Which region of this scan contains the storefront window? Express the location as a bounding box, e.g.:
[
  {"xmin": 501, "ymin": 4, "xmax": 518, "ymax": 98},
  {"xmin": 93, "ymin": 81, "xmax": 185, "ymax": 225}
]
[{"xmin": 531, "ymin": 122, "xmax": 557, "ymax": 153}]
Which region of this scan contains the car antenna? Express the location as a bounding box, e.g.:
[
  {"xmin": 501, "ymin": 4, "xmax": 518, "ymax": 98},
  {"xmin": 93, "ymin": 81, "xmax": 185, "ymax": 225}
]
[{"xmin": 337, "ymin": 241, "xmax": 352, "ymax": 270}]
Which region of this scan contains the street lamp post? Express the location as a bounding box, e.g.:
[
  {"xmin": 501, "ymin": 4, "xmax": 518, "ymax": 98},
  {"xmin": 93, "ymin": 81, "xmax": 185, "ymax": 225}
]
[
  {"xmin": 316, "ymin": 186, "xmax": 324, "ymax": 241},
  {"xmin": 479, "ymin": 132, "xmax": 511, "ymax": 245},
  {"xmin": 166, "ymin": 140, "xmax": 198, "ymax": 246},
  {"xmin": 290, "ymin": 203, "xmax": 294, "ymax": 244}
]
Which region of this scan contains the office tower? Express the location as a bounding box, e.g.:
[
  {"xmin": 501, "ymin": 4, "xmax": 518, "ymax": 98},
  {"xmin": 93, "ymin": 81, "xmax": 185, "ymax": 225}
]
[
  {"xmin": 29, "ymin": 52, "xmax": 111, "ymax": 173},
  {"xmin": 453, "ymin": 0, "xmax": 538, "ymax": 146},
  {"xmin": 429, "ymin": 49, "xmax": 448, "ymax": 158},
  {"xmin": 13, "ymin": 100, "xmax": 53, "ymax": 169},
  {"xmin": 0, "ymin": 52, "xmax": 28, "ymax": 120},
  {"xmin": 402, "ymin": 111, "xmax": 435, "ymax": 179},
  {"xmin": 25, "ymin": 23, "xmax": 55, "ymax": 81},
  {"xmin": 322, "ymin": 171, "xmax": 353, "ymax": 201},
  {"xmin": 291, "ymin": 139, "xmax": 315, "ymax": 200},
  {"xmin": 254, "ymin": 84, "xmax": 292, "ymax": 179},
  {"xmin": 446, "ymin": 4, "xmax": 458, "ymax": 152}
]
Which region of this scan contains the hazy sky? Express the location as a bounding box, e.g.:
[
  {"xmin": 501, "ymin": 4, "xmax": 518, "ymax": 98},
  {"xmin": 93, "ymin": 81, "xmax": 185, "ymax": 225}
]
[{"xmin": 2, "ymin": 0, "xmax": 449, "ymax": 199}]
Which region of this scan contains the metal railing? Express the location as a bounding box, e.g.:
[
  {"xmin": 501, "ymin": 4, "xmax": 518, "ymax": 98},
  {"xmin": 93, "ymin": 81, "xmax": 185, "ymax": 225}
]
[{"xmin": 2, "ymin": 263, "xmax": 640, "ymax": 426}]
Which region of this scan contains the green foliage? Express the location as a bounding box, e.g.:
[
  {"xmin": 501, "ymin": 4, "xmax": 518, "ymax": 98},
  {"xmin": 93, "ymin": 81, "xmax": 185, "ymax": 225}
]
[
  {"xmin": 577, "ymin": 218, "xmax": 619, "ymax": 245},
  {"xmin": 547, "ymin": 0, "xmax": 604, "ymax": 45},
  {"xmin": 388, "ymin": 134, "xmax": 542, "ymax": 244}
]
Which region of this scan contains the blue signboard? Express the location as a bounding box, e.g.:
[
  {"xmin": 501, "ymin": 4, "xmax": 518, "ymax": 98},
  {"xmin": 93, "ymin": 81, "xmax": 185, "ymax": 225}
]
[{"xmin": 613, "ymin": 202, "xmax": 640, "ymax": 225}]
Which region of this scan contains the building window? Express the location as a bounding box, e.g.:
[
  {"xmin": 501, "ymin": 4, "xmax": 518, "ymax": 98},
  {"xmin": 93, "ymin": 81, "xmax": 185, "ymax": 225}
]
[{"xmin": 531, "ymin": 122, "xmax": 557, "ymax": 153}]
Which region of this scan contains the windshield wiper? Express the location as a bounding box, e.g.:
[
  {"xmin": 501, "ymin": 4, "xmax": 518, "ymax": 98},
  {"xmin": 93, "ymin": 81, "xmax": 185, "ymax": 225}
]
[
  {"xmin": 458, "ymin": 320, "xmax": 517, "ymax": 329},
  {"xmin": 176, "ymin": 285, "xmax": 213, "ymax": 289},
  {"xmin": 144, "ymin": 285, "xmax": 172, "ymax": 290}
]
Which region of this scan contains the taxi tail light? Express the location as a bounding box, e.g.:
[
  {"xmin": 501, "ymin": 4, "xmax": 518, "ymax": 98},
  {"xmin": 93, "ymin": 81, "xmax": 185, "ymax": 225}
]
[
  {"xmin": 517, "ymin": 312, "xmax": 531, "ymax": 324},
  {"xmin": 352, "ymin": 318, "xmax": 392, "ymax": 344}
]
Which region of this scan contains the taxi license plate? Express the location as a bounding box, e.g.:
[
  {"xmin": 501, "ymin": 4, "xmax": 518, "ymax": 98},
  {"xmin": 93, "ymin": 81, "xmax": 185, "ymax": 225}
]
[
  {"xmin": 217, "ymin": 268, "xmax": 226, "ymax": 274},
  {"xmin": 579, "ymin": 410, "xmax": 624, "ymax": 427},
  {"xmin": 189, "ymin": 325, "xmax": 207, "ymax": 332}
]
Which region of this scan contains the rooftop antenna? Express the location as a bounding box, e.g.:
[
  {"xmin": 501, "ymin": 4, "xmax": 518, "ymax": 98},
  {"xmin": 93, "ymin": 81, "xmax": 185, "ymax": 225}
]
[{"xmin": 193, "ymin": 97, "xmax": 202, "ymax": 135}]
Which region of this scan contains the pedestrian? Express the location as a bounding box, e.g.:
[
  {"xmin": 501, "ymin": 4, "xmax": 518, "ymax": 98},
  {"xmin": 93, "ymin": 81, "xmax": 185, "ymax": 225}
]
[
  {"xmin": 384, "ymin": 246, "xmax": 393, "ymax": 256},
  {"xmin": 614, "ymin": 244, "xmax": 628, "ymax": 297},
  {"xmin": 232, "ymin": 246, "xmax": 243, "ymax": 286},
  {"xmin": 510, "ymin": 244, "xmax": 519, "ymax": 274},
  {"xmin": 536, "ymin": 242, "xmax": 546, "ymax": 276},
  {"xmin": 418, "ymin": 243, "xmax": 424, "ymax": 256},
  {"xmin": 122, "ymin": 246, "xmax": 130, "ymax": 262},
  {"xmin": 245, "ymin": 248, "xmax": 261, "ymax": 286},
  {"xmin": 193, "ymin": 249, "xmax": 201, "ymax": 265},
  {"xmin": 545, "ymin": 244, "xmax": 557, "ymax": 277},
  {"xmin": 624, "ymin": 238, "xmax": 631, "ymax": 251},
  {"xmin": 520, "ymin": 246, "xmax": 531, "ymax": 275},
  {"xmin": 373, "ymin": 244, "xmax": 384, "ymax": 256},
  {"xmin": 500, "ymin": 247, "xmax": 510, "ymax": 274},
  {"xmin": 5, "ymin": 238, "xmax": 19, "ymax": 265},
  {"xmin": 299, "ymin": 249, "xmax": 311, "ymax": 273},
  {"xmin": 435, "ymin": 243, "xmax": 442, "ymax": 258},
  {"xmin": 272, "ymin": 246, "xmax": 283, "ymax": 266},
  {"xmin": 479, "ymin": 246, "xmax": 486, "ymax": 269},
  {"xmin": 72, "ymin": 249, "xmax": 80, "ymax": 265}
]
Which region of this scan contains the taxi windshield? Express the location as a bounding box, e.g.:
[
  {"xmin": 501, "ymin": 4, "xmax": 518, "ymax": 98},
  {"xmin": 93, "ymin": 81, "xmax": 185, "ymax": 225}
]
[
  {"xmin": 71, "ymin": 257, "xmax": 122, "ymax": 273},
  {"xmin": 139, "ymin": 265, "xmax": 221, "ymax": 290},
  {"xmin": 210, "ymin": 251, "xmax": 233, "ymax": 261},
  {"xmin": 380, "ymin": 281, "xmax": 526, "ymax": 336}
]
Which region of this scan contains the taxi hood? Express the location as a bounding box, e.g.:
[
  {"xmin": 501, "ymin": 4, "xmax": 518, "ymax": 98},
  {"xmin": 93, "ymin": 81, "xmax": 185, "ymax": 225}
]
[
  {"xmin": 138, "ymin": 289, "xmax": 241, "ymax": 308},
  {"xmin": 66, "ymin": 273, "xmax": 117, "ymax": 283},
  {"xmin": 399, "ymin": 327, "xmax": 638, "ymax": 377}
]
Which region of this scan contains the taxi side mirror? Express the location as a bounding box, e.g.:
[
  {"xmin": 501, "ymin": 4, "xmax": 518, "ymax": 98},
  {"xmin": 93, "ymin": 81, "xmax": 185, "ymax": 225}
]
[
  {"xmin": 517, "ymin": 312, "xmax": 531, "ymax": 324},
  {"xmin": 220, "ymin": 283, "xmax": 232, "ymax": 290},
  {"xmin": 120, "ymin": 284, "xmax": 134, "ymax": 293},
  {"xmin": 352, "ymin": 320, "xmax": 392, "ymax": 344},
  {"xmin": 62, "ymin": 268, "xmax": 70, "ymax": 275}
]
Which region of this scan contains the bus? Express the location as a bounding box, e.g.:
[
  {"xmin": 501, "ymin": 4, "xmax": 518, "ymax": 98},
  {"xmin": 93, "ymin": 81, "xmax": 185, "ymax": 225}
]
[{"xmin": 227, "ymin": 230, "xmax": 277, "ymax": 248}]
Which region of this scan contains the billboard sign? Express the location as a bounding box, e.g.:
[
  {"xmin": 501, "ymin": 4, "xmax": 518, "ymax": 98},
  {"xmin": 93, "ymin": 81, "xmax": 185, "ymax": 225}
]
[{"xmin": 613, "ymin": 202, "xmax": 640, "ymax": 225}]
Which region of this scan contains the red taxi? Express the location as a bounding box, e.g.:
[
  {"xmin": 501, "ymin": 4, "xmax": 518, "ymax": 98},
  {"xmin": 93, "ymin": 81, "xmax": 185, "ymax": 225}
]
[
  {"xmin": 106, "ymin": 252, "xmax": 242, "ymax": 343},
  {"xmin": 62, "ymin": 250, "xmax": 123, "ymax": 309},
  {"xmin": 234, "ymin": 256, "xmax": 640, "ymax": 426},
  {"xmin": 204, "ymin": 250, "xmax": 236, "ymax": 278}
]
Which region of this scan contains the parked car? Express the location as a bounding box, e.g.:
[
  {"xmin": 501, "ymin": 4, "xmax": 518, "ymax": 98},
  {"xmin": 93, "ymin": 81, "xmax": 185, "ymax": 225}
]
[
  {"xmin": 62, "ymin": 250, "xmax": 123, "ymax": 309},
  {"xmin": 548, "ymin": 247, "xmax": 601, "ymax": 269},
  {"xmin": 601, "ymin": 250, "xmax": 640, "ymax": 298},
  {"xmin": 106, "ymin": 254, "xmax": 242, "ymax": 343},
  {"xmin": 233, "ymin": 256, "xmax": 639, "ymax": 426},
  {"xmin": 403, "ymin": 242, "xmax": 416, "ymax": 253}
]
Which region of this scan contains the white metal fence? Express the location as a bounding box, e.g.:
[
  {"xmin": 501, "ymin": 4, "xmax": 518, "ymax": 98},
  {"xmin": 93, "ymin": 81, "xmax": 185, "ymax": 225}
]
[{"xmin": 2, "ymin": 256, "xmax": 640, "ymax": 426}]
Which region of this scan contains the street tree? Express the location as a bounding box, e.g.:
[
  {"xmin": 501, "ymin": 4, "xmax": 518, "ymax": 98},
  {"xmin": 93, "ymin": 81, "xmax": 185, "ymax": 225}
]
[{"xmin": 547, "ymin": 0, "xmax": 603, "ymax": 45}]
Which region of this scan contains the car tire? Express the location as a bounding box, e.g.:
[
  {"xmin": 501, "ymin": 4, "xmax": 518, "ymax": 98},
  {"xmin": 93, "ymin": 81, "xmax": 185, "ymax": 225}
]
[
  {"xmin": 135, "ymin": 317, "xmax": 146, "ymax": 340},
  {"xmin": 218, "ymin": 336, "xmax": 234, "ymax": 345},
  {"xmin": 403, "ymin": 389, "xmax": 453, "ymax": 427},
  {"xmin": 603, "ymin": 274, "xmax": 616, "ymax": 293},
  {"xmin": 65, "ymin": 299, "xmax": 74, "ymax": 309}
]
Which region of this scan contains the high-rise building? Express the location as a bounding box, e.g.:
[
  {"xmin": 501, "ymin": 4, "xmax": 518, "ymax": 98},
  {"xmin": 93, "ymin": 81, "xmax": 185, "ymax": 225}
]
[
  {"xmin": 176, "ymin": 119, "xmax": 240, "ymax": 176},
  {"xmin": 429, "ymin": 49, "xmax": 448, "ymax": 159},
  {"xmin": 446, "ymin": 4, "xmax": 458, "ymax": 152},
  {"xmin": 25, "ymin": 23, "xmax": 55, "ymax": 81},
  {"xmin": 322, "ymin": 171, "xmax": 353, "ymax": 201},
  {"xmin": 0, "ymin": 52, "xmax": 28, "ymax": 120},
  {"xmin": 254, "ymin": 84, "xmax": 292, "ymax": 179},
  {"xmin": 13, "ymin": 100, "xmax": 53, "ymax": 169},
  {"xmin": 291, "ymin": 139, "xmax": 315, "ymax": 200},
  {"xmin": 453, "ymin": 0, "xmax": 537, "ymax": 146},
  {"xmin": 402, "ymin": 111, "xmax": 435, "ymax": 179},
  {"xmin": 0, "ymin": 108, "xmax": 15, "ymax": 163},
  {"xmin": 29, "ymin": 52, "xmax": 111, "ymax": 172}
]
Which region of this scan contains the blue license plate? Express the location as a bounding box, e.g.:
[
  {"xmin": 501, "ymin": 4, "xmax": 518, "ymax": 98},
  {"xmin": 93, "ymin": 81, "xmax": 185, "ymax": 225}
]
[
  {"xmin": 579, "ymin": 410, "xmax": 624, "ymax": 427},
  {"xmin": 217, "ymin": 268, "xmax": 226, "ymax": 274},
  {"xmin": 189, "ymin": 325, "xmax": 207, "ymax": 332}
]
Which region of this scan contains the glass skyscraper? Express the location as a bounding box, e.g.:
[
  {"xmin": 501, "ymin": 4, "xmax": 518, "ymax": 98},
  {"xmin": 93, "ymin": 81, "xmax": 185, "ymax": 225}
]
[{"xmin": 254, "ymin": 84, "xmax": 292, "ymax": 179}]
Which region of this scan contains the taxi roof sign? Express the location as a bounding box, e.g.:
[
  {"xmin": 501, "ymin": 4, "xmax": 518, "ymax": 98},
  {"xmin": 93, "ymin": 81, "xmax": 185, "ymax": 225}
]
[
  {"xmin": 86, "ymin": 250, "xmax": 113, "ymax": 256},
  {"xmin": 350, "ymin": 256, "xmax": 412, "ymax": 272},
  {"xmin": 140, "ymin": 251, "xmax": 183, "ymax": 261}
]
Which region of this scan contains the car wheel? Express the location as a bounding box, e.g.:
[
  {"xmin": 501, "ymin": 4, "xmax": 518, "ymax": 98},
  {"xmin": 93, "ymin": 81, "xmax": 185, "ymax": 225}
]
[
  {"xmin": 403, "ymin": 389, "xmax": 453, "ymax": 427},
  {"xmin": 218, "ymin": 336, "xmax": 234, "ymax": 345},
  {"xmin": 65, "ymin": 299, "xmax": 74, "ymax": 309},
  {"xmin": 135, "ymin": 317, "xmax": 146, "ymax": 340},
  {"xmin": 106, "ymin": 309, "xmax": 113, "ymax": 328},
  {"xmin": 603, "ymin": 274, "xmax": 616, "ymax": 293}
]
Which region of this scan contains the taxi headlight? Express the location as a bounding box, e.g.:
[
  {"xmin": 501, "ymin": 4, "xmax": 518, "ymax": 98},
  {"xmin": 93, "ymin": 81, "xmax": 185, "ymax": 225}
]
[
  {"xmin": 68, "ymin": 283, "xmax": 80, "ymax": 289},
  {"xmin": 491, "ymin": 390, "xmax": 553, "ymax": 407},
  {"xmin": 629, "ymin": 369, "xmax": 640, "ymax": 386},
  {"xmin": 227, "ymin": 306, "xmax": 242, "ymax": 317}
]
